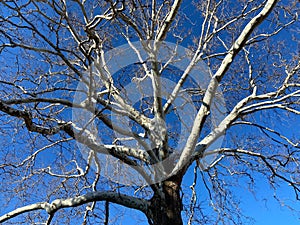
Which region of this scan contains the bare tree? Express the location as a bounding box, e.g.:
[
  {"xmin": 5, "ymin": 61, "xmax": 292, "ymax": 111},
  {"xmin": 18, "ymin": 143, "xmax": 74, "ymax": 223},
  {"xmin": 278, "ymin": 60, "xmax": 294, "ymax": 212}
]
[{"xmin": 0, "ymin": 0, "xmax": 299, "ymax": 224}]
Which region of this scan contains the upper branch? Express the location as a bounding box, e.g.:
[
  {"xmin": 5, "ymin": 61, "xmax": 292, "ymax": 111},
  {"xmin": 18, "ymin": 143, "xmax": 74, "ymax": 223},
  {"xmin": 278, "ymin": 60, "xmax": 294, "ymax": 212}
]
[
  {"xmin": 155, "ymin": 0, "xmax": 182, "ymax": 41},
  {"xmin": 172, "ymin": 0, "xmax": 279, "ymax": 176}
]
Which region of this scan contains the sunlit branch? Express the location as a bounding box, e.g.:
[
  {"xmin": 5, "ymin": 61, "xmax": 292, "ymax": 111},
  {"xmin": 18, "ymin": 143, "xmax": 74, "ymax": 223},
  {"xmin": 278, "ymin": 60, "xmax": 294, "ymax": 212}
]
[
  {"xmin": 187, "ymin": 165, "xmax": 198, "ymax": 225},
  {"xmin": 155, "ymin": 0, "xmax": 182, "ymax": 41},
  {"xmin": 96, "ymin": 47, "xmax": 152, "ymax": 130},
  {"xmin": 172, "ymin": 0, "xmax": 279, "ymax": 176},
  {"xmin": 204, "ymin": 148, "xmax": 300, "ymax": 199},
  {"xmin": 232, "ymin": 121, "xmax": 300, "ymax": 148},
  {"xmin": 240, "ymin": 90, "xmax": 300, "ymax": 114},
  {"xmin": 0, "ymin": 100, "xmax": 153, "ymax": 164},
  {"xmin": 0, "ymin": 191, "xmax": 149, "ymax": 223},
  {"xmin": 1, "ymin": 95, "xmax": 151, "ymax": 151},
  {"xmin": 246, "ymin": 14, "xmax": 298, "ymax": 45}
]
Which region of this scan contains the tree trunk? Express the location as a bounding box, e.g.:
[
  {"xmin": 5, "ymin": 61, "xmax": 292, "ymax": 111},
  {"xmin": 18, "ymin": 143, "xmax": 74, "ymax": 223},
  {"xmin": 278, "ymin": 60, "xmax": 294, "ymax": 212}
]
[{"xmin": 148, "ymin": 177, "xmax": 183, "ymax": 225}]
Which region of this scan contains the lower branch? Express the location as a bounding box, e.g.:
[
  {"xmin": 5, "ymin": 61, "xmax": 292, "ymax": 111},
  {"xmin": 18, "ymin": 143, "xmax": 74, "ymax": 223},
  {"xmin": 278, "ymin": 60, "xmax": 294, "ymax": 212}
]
[{"xmin": 0, "ymin": 191, "xmax": 149, "ymax": 223}]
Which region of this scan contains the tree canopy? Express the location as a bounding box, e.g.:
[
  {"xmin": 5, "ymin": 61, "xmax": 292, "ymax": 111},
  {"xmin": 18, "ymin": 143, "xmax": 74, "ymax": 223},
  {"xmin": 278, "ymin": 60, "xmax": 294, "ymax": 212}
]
[{"xmin": 0, "ymin": 0, "xmax": 299, "ymax": 224}]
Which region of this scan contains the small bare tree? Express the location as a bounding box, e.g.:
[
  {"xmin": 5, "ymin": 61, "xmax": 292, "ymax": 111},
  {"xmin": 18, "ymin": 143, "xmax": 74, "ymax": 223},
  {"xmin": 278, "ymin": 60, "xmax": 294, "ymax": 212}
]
[{"xmin": 0, "ymin": 0, "xmax": 299, "ymax": 224}]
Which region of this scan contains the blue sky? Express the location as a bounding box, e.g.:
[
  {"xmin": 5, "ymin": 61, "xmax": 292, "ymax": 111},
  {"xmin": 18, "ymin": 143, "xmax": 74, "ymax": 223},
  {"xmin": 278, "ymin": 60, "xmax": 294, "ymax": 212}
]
[{"xmin": 0, "ymin": 0, "xmax": 300, "ymax": 224}]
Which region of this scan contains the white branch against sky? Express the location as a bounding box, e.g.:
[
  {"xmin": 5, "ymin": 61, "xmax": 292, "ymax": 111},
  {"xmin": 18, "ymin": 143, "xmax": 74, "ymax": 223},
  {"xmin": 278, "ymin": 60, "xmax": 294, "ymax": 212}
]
[
  {"xmin": 0, "ymin": 191, "xmax": 148, "ymax": 223},
  {"xmin": 172, "ymin": 0, "xmax": 279, "ymax": 175}
]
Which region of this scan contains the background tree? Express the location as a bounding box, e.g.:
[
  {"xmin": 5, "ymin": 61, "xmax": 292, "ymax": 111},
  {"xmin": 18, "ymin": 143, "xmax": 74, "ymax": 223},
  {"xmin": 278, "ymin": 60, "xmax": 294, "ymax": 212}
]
[{"xmin": 0, "ymin": 0, "xmax": 299, "ymax": 224}]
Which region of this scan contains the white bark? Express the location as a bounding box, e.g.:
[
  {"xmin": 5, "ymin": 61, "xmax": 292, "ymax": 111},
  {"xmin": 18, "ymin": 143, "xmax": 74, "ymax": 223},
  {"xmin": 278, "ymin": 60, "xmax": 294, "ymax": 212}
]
[
  {"xmin": 0, "ymin": 0, "xmax": 297, "ymax": 224},
  {"xmin": 0, "ymin": 100, "xmax": 151, "ymax": 164},
  {"xmin": 172, "ymin": 0, "xmax": 279, "ymax": 175},
  {"xmin": 0, "ymin": 191, "xmax": 148, "ymax": 223},
  {"xmin": 155, "ymin": 0, "xmax": 183, "ymax": 41}
]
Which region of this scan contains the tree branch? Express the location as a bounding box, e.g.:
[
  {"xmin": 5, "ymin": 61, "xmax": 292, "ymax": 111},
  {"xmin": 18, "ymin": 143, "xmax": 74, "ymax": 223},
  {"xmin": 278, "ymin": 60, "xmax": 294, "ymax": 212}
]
[
  {"xmin": 156, "ymin": 0, "xmax": 182, "ymax": 41},
  {"xmin": 0, "ymin": 191, "xmax": 149, "ymax": 223},
  {"xmin": 172, "ymin": 0, "xmax": 279, "ymax": 176}
]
